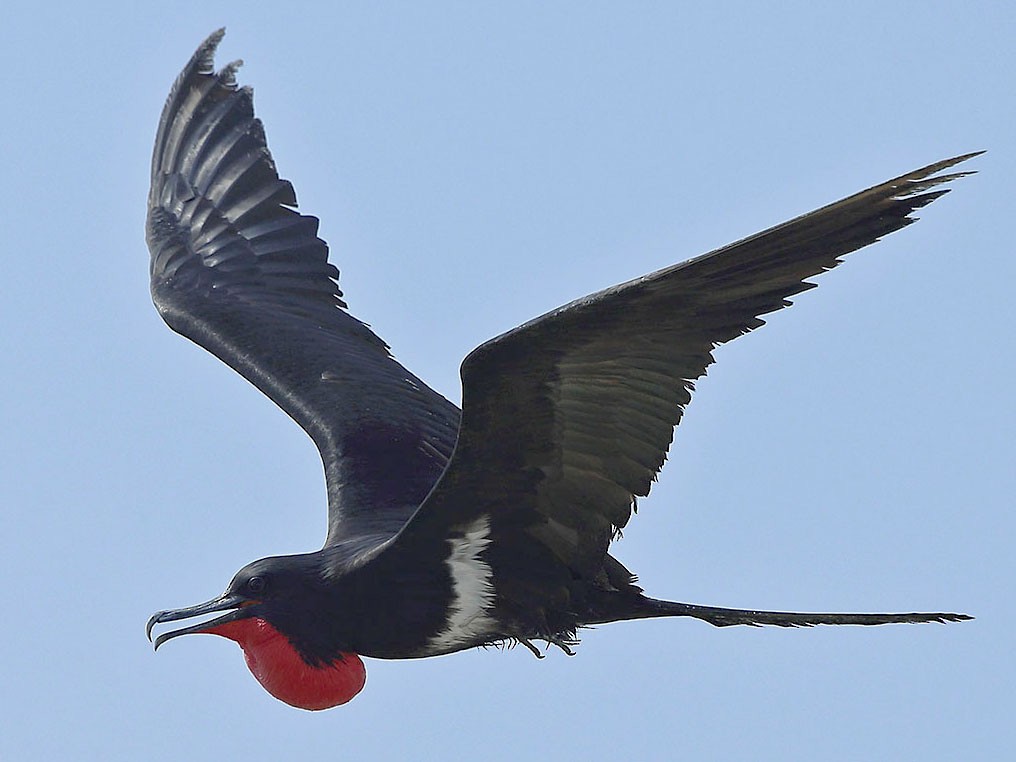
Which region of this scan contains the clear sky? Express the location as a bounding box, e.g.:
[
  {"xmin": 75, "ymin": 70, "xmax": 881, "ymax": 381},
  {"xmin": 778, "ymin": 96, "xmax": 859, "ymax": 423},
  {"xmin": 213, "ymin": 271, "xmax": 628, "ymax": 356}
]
[{"xmin": 1, "ymin": 2, "xmax": 1012, "ymax": 760}]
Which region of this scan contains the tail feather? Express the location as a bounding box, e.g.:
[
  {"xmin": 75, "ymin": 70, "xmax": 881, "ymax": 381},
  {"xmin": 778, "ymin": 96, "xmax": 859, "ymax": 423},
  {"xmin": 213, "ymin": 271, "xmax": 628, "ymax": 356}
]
[{"xmin": 640, "ymin": 598, "xmax": 972, "ymax": 628}]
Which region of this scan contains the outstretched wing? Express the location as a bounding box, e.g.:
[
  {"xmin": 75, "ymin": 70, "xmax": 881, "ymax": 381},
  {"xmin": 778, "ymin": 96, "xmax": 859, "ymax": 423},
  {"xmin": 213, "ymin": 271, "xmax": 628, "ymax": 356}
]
[
  {"xmin": 399, "ymin": 154, "xmax": 979, "ymax": 592},
  {"xmin": 146, "ymin": 30, "xmax": 460, "ymax": 550}
]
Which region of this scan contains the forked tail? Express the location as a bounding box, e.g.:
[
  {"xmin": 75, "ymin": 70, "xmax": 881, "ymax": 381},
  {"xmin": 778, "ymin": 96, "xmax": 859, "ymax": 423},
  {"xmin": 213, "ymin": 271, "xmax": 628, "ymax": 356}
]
[{"xmin": 642, "ymin": 598, "xmax": 972, "ymax": 628}]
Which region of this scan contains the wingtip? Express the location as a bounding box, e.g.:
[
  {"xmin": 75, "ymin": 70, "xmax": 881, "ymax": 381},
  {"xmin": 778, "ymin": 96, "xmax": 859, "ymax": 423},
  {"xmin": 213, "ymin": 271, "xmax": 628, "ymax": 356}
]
[
  {"xmin": 192, "ymin": 28, "xmax": 226, "ymax": 76},
  {"xmin": 885, "ymin": 151, "xmax": 983, "ymax": 205},
  {"xmin": 183, "ymin": 29, "xmax": 243, "ymax": 91},
  {"xmin": 217, "ymin": 59, "xmax": 245, "ymax": 88},
  {"xmin": 939, "ymin": 150, "xmax": 986, "ymax": 165},
  {"xmin": 911, "ymin": 150, "xmax": 985, "ymax": 180},
  {"xmin": 204, "ymin": 28, "xmax": 227, "ymax": 54},
  {"xmin": 944, "ymin": 149, "xmax": 985, "ymax": 160}
]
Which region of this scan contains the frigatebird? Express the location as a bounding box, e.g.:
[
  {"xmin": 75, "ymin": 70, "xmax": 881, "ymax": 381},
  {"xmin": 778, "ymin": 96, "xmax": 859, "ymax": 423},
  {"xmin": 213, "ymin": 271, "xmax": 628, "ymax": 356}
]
[{"xmin": 146, "ymin": 30, "xmax": 973, "ymax": 711}]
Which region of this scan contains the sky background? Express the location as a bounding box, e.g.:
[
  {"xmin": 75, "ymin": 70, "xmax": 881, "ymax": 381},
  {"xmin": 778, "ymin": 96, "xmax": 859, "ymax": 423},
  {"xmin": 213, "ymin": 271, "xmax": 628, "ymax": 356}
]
[{"xmin": 2, "ymin": 2, "xmax": 1012, "ymax": 760}]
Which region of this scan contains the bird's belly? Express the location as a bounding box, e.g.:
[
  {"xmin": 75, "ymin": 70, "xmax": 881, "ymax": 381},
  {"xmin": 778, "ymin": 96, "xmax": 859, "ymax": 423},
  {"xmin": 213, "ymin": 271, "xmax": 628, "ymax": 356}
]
[{"xmin": 423, "ymin": 515, "xmax": 499, "ymax": 654}]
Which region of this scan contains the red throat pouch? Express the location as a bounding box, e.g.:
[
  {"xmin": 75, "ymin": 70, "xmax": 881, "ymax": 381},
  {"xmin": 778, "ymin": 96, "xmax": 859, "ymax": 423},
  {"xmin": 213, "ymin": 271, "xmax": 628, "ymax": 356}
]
[{"xmin": 203, "ymin": 617, "xmax": 366, "ymax": 710}]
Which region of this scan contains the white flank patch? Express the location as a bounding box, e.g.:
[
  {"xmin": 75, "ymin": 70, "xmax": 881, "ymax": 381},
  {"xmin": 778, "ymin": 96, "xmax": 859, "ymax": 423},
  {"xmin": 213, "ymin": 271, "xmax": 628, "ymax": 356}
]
[{"xmin": 427, "ymin": 515, "xmax": 497, "ymax": 652}]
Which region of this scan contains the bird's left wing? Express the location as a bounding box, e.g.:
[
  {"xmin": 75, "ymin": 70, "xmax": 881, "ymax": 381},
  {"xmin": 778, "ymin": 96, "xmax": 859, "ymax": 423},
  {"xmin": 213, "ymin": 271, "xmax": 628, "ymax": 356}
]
[
  {"xmin": 395, "ymin": 154, "xmax": 978, "ymax": 598},
  {"xmin": 147, "ymin": 31, "xmax": 460, "ymax": 549}
]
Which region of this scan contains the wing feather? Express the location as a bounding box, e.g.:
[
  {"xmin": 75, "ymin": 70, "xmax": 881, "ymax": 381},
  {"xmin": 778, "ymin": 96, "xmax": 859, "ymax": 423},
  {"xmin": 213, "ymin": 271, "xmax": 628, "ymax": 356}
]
[
  {"xmin": 146, "ymin": 31, "xmax": 459, "ymax": 549},
  {"xmin": 400, "ymin": 153, "xmax": 979, "ymax": 588}
]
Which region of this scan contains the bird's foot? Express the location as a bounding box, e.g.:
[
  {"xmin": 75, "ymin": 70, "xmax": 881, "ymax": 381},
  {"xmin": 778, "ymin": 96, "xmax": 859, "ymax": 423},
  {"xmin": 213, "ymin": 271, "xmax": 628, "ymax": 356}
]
[
  {"xmin": 517, "ymin": 637, "xmax": 546, "ymax": 659},
  {"xmin": 546, "ymin": 635, "xmax": 576, "ymax": 656}
]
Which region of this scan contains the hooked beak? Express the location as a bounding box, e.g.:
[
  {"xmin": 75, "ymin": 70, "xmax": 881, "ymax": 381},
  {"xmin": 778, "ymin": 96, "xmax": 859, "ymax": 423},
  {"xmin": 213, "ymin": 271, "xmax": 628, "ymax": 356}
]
[{"xmin": 147, "ymin": 593, "xmax": 256, "ymax": 650}]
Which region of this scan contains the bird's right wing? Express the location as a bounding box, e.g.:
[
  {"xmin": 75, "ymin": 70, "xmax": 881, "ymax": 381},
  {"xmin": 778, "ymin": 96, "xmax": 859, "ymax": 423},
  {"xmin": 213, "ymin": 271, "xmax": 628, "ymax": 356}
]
[
  {"xmin": 395, "ymin": 154, "xmax": 979, "ymax": 606},
  {"xmin": 147, "ymin": 31, "xmax": 460, "ymax": 551}
]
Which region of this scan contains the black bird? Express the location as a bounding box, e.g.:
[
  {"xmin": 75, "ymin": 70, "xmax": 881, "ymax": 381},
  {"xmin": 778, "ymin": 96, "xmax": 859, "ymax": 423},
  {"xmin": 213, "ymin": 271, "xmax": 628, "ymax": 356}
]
[{"xmin": 146, "ymin": 30, "xmax": 973, "ymax": 711}]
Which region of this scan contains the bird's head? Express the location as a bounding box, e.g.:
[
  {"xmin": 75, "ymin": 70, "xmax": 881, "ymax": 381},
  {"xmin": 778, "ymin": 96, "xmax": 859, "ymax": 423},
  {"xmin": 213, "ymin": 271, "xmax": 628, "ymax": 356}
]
[{"xmin": 147, "ymin": 554, "xmax": 366, "ymax": 710}]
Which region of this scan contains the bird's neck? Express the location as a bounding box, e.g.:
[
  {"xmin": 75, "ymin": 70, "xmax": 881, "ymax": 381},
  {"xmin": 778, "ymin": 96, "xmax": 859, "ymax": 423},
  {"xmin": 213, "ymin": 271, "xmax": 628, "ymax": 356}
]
[{"xmin": 204, "ymin": 617, "xmax": 366, "ymax": 710}]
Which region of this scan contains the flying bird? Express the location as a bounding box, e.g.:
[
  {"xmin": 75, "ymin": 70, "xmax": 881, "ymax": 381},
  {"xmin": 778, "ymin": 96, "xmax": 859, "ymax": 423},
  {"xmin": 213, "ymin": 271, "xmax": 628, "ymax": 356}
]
[{"xmin": 146, "ymin": 30, "xmax": 974, "ymax": 711}]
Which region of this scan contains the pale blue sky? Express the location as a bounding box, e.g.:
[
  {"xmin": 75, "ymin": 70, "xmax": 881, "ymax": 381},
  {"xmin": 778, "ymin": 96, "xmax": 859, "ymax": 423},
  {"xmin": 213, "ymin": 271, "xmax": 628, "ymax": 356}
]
[{"xmin": 2, "ymin": 3, "xmax": 1012, "ymax": 760}]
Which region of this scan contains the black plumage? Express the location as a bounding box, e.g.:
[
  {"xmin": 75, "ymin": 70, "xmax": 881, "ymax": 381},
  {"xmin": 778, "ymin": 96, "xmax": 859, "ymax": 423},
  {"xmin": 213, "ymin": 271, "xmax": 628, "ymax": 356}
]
[{"xmin": 147, "ymin": 31, "xmax": 972, "ymax": 684}]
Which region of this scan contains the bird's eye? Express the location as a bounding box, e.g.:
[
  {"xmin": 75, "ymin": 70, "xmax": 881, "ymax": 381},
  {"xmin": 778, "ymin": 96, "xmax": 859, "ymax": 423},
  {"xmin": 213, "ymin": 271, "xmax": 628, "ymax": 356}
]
[{"xmin": 247, "ymin": 576, "xmax": 266, "ymax": 594}]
